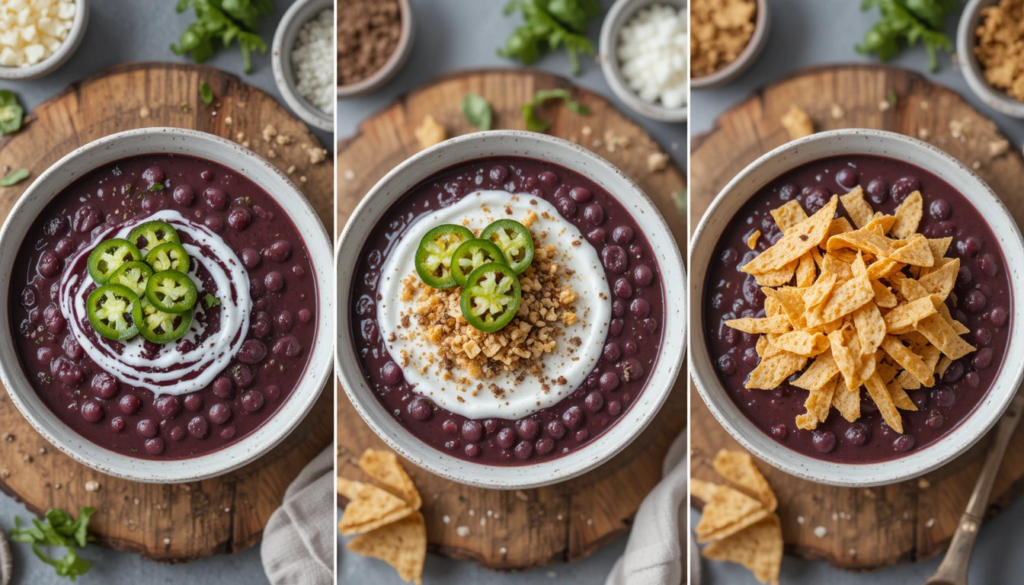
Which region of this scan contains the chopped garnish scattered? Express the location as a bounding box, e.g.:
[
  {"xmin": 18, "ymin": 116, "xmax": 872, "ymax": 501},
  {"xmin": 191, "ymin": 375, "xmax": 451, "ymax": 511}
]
[{"xmin": 9, "ymin": 506, "xmax": 96, "ymax": 582}]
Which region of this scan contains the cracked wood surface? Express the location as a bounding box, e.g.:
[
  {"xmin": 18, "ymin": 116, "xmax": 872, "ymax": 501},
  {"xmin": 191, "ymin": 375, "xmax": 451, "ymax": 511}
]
[
  {"xmin": 335, "ymin": 68, "xmax": 686, "ymax": 570},
  {"xmin": 0, "ymin": 62, "xmax": 333, "ymax": 562}
]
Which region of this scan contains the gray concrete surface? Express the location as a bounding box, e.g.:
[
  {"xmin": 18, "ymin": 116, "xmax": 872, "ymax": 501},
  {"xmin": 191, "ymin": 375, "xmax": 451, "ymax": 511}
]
[{"xmin": 691, "ymin": 1, "xmax": 1024, "ymax": 583}]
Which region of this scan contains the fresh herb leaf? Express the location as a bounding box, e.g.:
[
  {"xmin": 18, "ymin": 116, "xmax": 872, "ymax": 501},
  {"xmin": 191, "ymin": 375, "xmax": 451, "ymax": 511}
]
[
  {"xmin": 200, "ymin": 81, "xmax": 214, "ymax": 105},
  {"xmin": 10, "ymin": 507, "xmax": 95, "ymax": 581},
  {"xmin": 857, "ymin": 0, "xmax": 956, "ymax": 73},
  {"xmin": 203, "ymin": 293, "xmax": 221, "ymax": 308},
  {"xmin": 149, "ymin": 182, "xmax": 166, "ymax": 192},
  {"xmin": 172, "ymin": 0, "xmax": 273, "ymax": 74},
  {"xmin": 888, "ymin": 89, "xmax": 898, "ymax": 107},
  {"xmin": 0, "ymin": 168, "xmax": 29, "ymax": 187},
  {"xmin": 499, "ymin": 0, "xmax": 601, "ymax": 76},
  {"xmin": 0, "ymin": 90, "xmax": 24, "ymax": 135},
  {"xmin": 181, "ymin": 102, "xmax": 190, "ymax": 112},
  {"xmin": 462, "ymin": 93, "xmax": 493, "ymax": 131},
  {"xmin": 521, "ymin": 89, "xmax": 589, "ymax": 133},
  {"xmin": 674, "ymin": 188, "xmax": 687, "ymax": 215}
]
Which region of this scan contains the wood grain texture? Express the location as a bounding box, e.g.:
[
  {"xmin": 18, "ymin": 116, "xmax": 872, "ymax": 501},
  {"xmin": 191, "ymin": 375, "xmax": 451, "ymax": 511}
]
[
  {"xmin": 0, "ymin": 62, "xmax": 333, "ymax": 562},
  {"xmin": 336, "ymin": 68, "xmax": 686, "ymax": 570},
  {"xmin": 691, "ymin": 64, "xmax": 1024, "ymax": 571}
]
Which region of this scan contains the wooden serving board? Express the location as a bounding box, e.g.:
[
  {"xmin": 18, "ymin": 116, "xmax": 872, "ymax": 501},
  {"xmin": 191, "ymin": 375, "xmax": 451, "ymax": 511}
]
[
  {"xmin": 691, "ymin": 64, "xmax": 1024, "ymax": 571},
  {"xmin": 0, "ymin": 62, "xmax": 333, "ymax": 562},
  {"xmin": 336, "ymin": 68, "xmax": 686, "ymax": 570}
]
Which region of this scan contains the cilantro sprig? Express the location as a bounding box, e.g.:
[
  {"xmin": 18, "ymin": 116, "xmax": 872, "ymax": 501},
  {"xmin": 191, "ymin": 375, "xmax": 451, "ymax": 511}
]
[
  {"xmin": 499, "ymin": 0, "xmax": 601, "ymax": 76},
  {"xmin": 522, "ymin": 89, "xmax": 590, "ymax": 133},
  {"xmin": 171, "ymin": 0, "xmax": 274, "ymax": 74},
  {"xmin": 856, "ymin": 0, "xmax": 957, "ymax": 73},
  {"xmin": 0, "ymin": 90, "xmax": 24, "ymax": 136},
  {"xmin": 10, "ymin": 506, "xmax": 96, "ymax": 582}
]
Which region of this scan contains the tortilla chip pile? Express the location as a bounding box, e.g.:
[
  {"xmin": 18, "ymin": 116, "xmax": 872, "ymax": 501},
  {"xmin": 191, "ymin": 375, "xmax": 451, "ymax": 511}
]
[
  {"xmin": 695, "ymin": 450, "xmax": 783, "ymax": 585},
  {"xmin": 338, "ymin": 449, "xmax": 426, "ymax": 585},
  {"xmin": 725, "ymin": 187, "xmax": 976, "ymax": 434}
]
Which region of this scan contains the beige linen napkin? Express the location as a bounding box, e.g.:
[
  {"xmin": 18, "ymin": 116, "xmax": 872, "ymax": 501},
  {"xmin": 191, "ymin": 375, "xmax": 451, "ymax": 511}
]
[
  {"xmin": 261, "ymin": 446, "xmax": 334, "ymax": 585},
  {"xmin": 605, "ymin": 431, "xmax": 687, "ymax": 585}
]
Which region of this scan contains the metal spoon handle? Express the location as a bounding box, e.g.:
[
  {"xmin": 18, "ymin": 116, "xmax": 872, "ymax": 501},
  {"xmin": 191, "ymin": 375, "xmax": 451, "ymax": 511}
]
[{"xmin": 926, "ymin": 392, "xmax": 1024, "ymax": 585}]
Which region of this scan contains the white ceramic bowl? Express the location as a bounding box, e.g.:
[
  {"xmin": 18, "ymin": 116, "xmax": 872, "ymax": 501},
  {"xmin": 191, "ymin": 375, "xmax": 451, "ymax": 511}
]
[
  {"xmin": 690, "ymin": 129, "xmax": 1024, "ymax": 487},
  {"xmin": 0, "ymin": 128, "xmax": 334, "ymax": 484},
  {"xmin": 690, "ymin": 0, "xmax": 769, "ymax": 90},
  {"xmin": 336, "ymin": 0, "xmax": 414, "ymax": 98},
  {"xmin": 335, "ymin": 130, "xmax": 687, "ymax": 489},
  {"xmin": 0, "ymin": 0, "xmax": 89, "ymax": 82},
  {"xmin": 272, "ymin": 0, "xmax": 334, "ymax": 132},
  {"xmin": 957, "ymin": 0, "xmax": 1024, "ymax": 119},
  {"xmin": 599, "ymin": 0, "xmax": 688, "ymax": 124}
]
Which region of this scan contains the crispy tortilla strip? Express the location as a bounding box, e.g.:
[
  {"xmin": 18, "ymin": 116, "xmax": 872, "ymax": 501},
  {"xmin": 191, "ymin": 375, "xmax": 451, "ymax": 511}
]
[
  {"xmin": 884, "ymin": 297, "xmax": 938, "ymax": 332},
  {"xmin": 853, "ymin": 302, "xmax": 886, "ymax": 355},
  {"xmin": 811, "ymin": 274, "xmax": 874, "ymax": 326},
  {"xmin": 754, "ymin": 259, "xmax": 798, "ymax": 287},
  {"xmin": 771, "ymin": 200, "xmax": 808, "ymax": 232},
  {"xmin": 936, "ymin": 355, "xmax": 952, "ymax": 377},
  {"xmin": 889, "ymin": 234, "xmax": 935, "ymax": 266},
  {"xmin": 887, "ymin": 272, "xmax": 930, "ymax": 301},
  {"xmin": 864, "ymin": 214, "xmax": 896, "ymax": 235},
  {"xmin": 803, "ymin": 272, "xmax": 838, "ymax": 308},
  {"xmin": 865, "ymin": 372, "xmax": 904, "ymax": 433},
  {"xmin": 745, "ymin": 352, "xmax": 808, "ymax": 389},
  {"xmin": 747, "ymin": 230, "xmax": 762, "ymax": 250},
  {"xmin": 916, "ymin": 313, "xmax": 976, "ymax": 360},
  {"xmin": 792, "ymin": 352, "xmax": 839, "ymax": 390},
  {"xmin": 918, "ymin": 258, "xmax": 959, "ymax": 300},
  {"xmin": 928, "ymin": 237, "xmax": 953, "ymax": 263},
  {"xmin": 762, "ymin": 288, "xmax": 807, "ymax": 329},
  {"xmin": 867, "ymin": 257, "xmax": 903, "ymax": 280},
  {"xmin": 796, "ymin": 253, "xmax": 817, "ymax": 287},
  {"xmin": 741, "ymin": 196, "xmax": 837, "ymax": 275},
  {"xmin": 881, "ymin": 336, "xmax": 934, "ymax": 387},
  {"xmin": 829, "ymin": 329, "xmax": 863, "ymax": 390},
  {"xmin": 822, "ymin": 254, "xmax": 853, "ymax": 281},
  {"xmin": 832, "ymin": 376, "xmax": 862, "ymax": 421},
  {"xmin": 840, "ymin": 186, "xmax": 874, "ymax": 229},
  {"xmin": 337, "ymin": 478, "xmax": 416, "ymax": 536},
  {"xmin": 702, "ymin": 514, "xmax": 783, "ymax": 585},
  {"xmin": 891, "ymin": 190, "xmax": 923, "ymax": 239},
  {"xmin": 347, "ymin": 512, "xmax": 426, "ymax": 585},
  {"xmin": 358, "ymin": 449, "xmax": 423, "ymax": 510},
  {"xmin": 796, "ymin": 375, "xmax": 839, "ymax": 430},
  {"xmin": 771, "ymin": 330, "xmax": 829, "ymax": 357},
  {"xmin": 877, "ymin": 361, "xmax": 898, "ymax": 384},
  {"xmin": 764, "ymin": 296, "xmax": 782, "ymax": 318},
  {"xmin": 725, "ymin": 315, "xmax": 791, "ymax": 334},
  {"xmin": 897, "ymin": 369, "xmax": 921, "ymax": 390},
  {"xmin": 820, "ymin": 218, "xmax": 855, "ymax": 250},
  {"xmin": 712, "ymin": 450, "xmax": 778, "ymax": 512},
  {"xmin": 692, "ymin": 479, "xmax": 769, "ymax": 543},
  {"xmin": 887, "ymin": 380, "xmax": 918, "ymax": 411},
  {"xmin": 871, "ymin": 279, "xmax": 898, "ymax": 308},
  {"xmin": 827, "ymin": 227, "xmax": 893, "ymax": 256}
]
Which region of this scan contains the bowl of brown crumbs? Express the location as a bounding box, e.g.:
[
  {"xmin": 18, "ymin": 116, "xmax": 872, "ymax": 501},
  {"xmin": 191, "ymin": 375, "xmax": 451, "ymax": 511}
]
[
  {"xmin": 690, "ymin": 0, "xmax": 769, "ymax": 90},
  {"xmin": 337, "ymin": 0, "xmax": 415, "ymax": 98},
  {"xmin": 958, "ymin": 0, "xmax": 1024, "ymax": 119}
]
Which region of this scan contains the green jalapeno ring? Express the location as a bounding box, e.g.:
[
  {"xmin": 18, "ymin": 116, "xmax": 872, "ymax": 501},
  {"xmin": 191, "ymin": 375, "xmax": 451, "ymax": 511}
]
[
  {"xmin": 450, "ymin": 238, "xmax": 507, "ymax": 287},
  {"xmin": 86, "ymin": 283, "xmax": 140, "ymax": 341},
  {"xmin": 127, "ymin": 220, "xmax": 180, "ymax": 255},
  {"xmin": 145, "ymin": 242, "xmax": 190, "ymax": 273},
  {"xmin": 132, "ymin": 297, "xmax": 193, "ymax": 344},
  {"xmin": 479, "ymin": 219, "xmax": 535, "ymax": 275},
  {"xmin": 107, "ymin": 261, "xmax": 154, "ymax": 297},
  {"xmin": 414, "ymin": 224, "xmax": 474, "ymax": 289},
  {"xmin": 86, "ymin": 238, "xmax": 143, "ymax": 285},
  {"xmin": 459, "ymin": 262, "xmax": 522, "ymax": 333},
  {"xmin": 145, "ymin": 270, "xmax": 198, "ymax": 313}
]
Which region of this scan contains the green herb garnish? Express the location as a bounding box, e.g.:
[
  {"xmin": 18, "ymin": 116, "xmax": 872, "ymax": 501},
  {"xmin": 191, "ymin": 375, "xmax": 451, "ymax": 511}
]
[
  {"xmin": 462, "ymin": 93, "xmax": 493, "ymax": 131},
  {"xmin": 499, "ymin": 0, "xmax": 601, "ymax": 76},
  {"xmin": 200, "ymin": 81, "xmax": 214, "ymax": 105},
  {"xmin": 0, "ymin": 90, "xmax": 24, "ymax": 135},
  {"xmin": 521, "ymin": 89, "xmax": 589, "ymax": 133},
  {"xmin": 888, "ymin": 89, "xmax": 898, "ymax": 107},
  {"xmin": 149, "ymin": 182, "xmax": 166, "ymax": 192},
  {"xmin": 172, "ymin": 0, "xmax": 273, "ymax": 74},
  {"xmin": 203, "ymin": 293, "xmax": 221, "ymax": 308},
  {"xmin": 9, "ymin": 506, "xmax": 96, "ymax": 582},
  {"xmin": 0, "ymin": 168, "xmax": 29, "ymax": 187},
  {"xmin": 856, "ymin": 0, "xmax": 957, "ymax": 73}
]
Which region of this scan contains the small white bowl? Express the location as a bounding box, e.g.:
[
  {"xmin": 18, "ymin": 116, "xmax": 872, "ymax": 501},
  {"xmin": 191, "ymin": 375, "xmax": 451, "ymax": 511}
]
[
  {"xmin": 0, "ymin": 128, "xmax": 334, "ymax": 484},
  {"xmin": 690, "ymin": 0, "xmax": 769, "ymax": 90},
  {"xmin": 272, "ymin": 0, "xmax": 334, "ymax": 132},
  {"xmin": 957, "ymin": 0, "xmax": 1024, "ymax": 119},
  {"xmin": 336, "ymin": 0, "xmax": 414, "ymax": 98},
  {"xmin": 599, "ymin": 0, "xmax": 688, "ymax": 124},
  {"xmin": 689, "ymin": 129, "xmax": 1024, "ymax": 487},
  {"xmin": 0, "ymin": 0, "xmax": 89, "ymax": 82},
  {"xmin": 335, "ymin": 130, "xmax": 687, "ymax": 490}
]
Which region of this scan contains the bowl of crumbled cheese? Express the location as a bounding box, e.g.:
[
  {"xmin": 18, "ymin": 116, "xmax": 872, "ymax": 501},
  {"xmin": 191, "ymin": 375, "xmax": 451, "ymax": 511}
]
[
  {"xmin": 272, "ymin": 0, "xmax": 334, "ymax": 132},
  {"xmin": 599, "ymin": 0, "xmax": 687, "ymax": 123},
  {"xmin": 0, "ymin": 0, "xmax": 88, "ymax": 81}
]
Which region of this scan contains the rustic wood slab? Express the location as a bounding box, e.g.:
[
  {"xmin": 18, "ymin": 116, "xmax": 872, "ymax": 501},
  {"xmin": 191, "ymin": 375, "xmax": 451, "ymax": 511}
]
[
  {"xmin": 336, "ymin": 68, "xmax": 686, "ymax": 570},
  {"xmin": 691, "ymin": 64, "xmax": 1024, "ymax": 571},
  {"xmin": 0, "ymin": 62, "xmax": 333, "ymax": 562}
]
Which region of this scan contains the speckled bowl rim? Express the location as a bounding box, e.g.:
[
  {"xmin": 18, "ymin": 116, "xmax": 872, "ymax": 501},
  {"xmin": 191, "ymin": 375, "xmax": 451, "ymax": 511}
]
[
  {"xmin": 689, "ymin": 128, "xmax": 1024, "ymax": 487},
  {"xmin": 598, "ymin": 0, "xmax": 688, "ymax": 124},
  {"xmin": 0, "ymin": 128, "xmax": 334, "ymax": 484},
  {"xmin": 336, "ymin": 0, "xmax": 414, "ymax": 98},
  {"xmin": 335, "ymin": 130, "xmax": 686, "ymax": 490},
  {"xmin": 690, "ymin": 0, "xmax": 769, "ymax": 90},
  {"xmin": 0, "ymin": 0, "xmax": 89, "ymax": 81},
  {"xmin": 956, "ymin": 0, "xmax": 1024, "ymax": 119},
  {"xmin": 272, "ymin": 0, "xmax": 334, "ymax": 132}
]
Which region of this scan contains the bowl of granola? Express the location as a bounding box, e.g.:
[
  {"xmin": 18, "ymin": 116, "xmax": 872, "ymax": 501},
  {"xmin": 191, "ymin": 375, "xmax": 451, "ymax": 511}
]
[
  {"xmin": 690, "ymin": 0, "xmax": 769, "ymax": 90},
  {"xmin": 335, "ymin": 130, "xmax": 686, "ymax": 489}
]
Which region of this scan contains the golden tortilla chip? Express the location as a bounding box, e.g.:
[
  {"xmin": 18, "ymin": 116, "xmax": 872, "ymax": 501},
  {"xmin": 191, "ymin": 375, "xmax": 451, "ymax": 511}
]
[
  {"xmin": 928, "ymin": 237, "xmax": 953, "ymax": 263},
  {"xmin": 745, "ymin": 352, "xmax": 808, "ymax": 389},
  {"xmin": 796, "ymin": 253, "xmax": 816, "ymax": 287},
  {"xmin": 897, "ymin": 369, "xmax": 921, "ymax": 390},
  {"xmin": 915, "ymin": 312, "xmax": 976, "ymax": 360},
  {"xmin": 829, "ymin": 329, "xmax": 863, "ymax": 390},
  {"xmin": 692, "ymin": 480, "xmax": 769, "ymax": 543},
  {"xmin": 796, "ymin": 375, "xmax": 839, "ymax": 430},
  {"xmin": 792, "ymin": 352, "xmax": 839, "ymax": 390},
  {"xmin": 866, "ymin": 257, "xmax": 903, "ymax": 280},
  {"xmin": 712, "ymin": 450, "xmax": 778, "ymax": 512},
  {"xmin": 865, "ymin": 372, "xmax": 904, "ymax": 433},
  {"xmin": 853, "ymin": 302, "xmax": 886, "ymax": 356},
  {"xmin": 771, "ymin": 200, "xmax": 808, "ymax": 232},
  {"xmin": 726, "ymin": 315, "xmax": 792, "ymax": 335},
  {"xmin": 810, "ymin": 274, "xmax": 874, "ymax": 326},
  {"xmin": 822, "ymin": 254, "xmax": 853, "ymax": 280},
  {"xmin": 936, "ymin": 355, "xmax": 952, "ymax": 377},
  {"xmin": 891, "ymin": 191, "xmax": 923, "ymax": 239},
  {"xmin": 884, "ymin": 297, "xmax": 938, "ymax": 332},
  {"xmin": 702, "ymin": 514, "xmax": 783, "ymax": 585},
  {"xmin": 347, "ymin": 512, "xmax": 426, "ymax": 585},
  {"xmin": 337, "ymin": 478, "xmax": 416, "ymax": 536},
  {"xmin": 782, "ymin": 104, "xmax": 814, "ymax": 141},
  {"xmin": 889, "ymin": 234, "xmax": 934, "ymax": 266},
  {"xmin": 887, "ymin": 380, "xmax": 918, "ymax": 411},
  {"xmin": 771, "ymin": 330, "xmax": 829, "ymax": 357},
  {"xmin": 840, "ymin": 186, "xmax": 874, "ymax": 229},
  {"xmin": 754, "ymin": 259, "xmax": 798, "ymax": 287},
  {"xmin": 887, "ymin": 272, "xmax": 930, "ymax": 301},
  {"xmin": 762, "ymin": 288, "xmax": 807, "ymax": 329},
  {"xmin": 741, "ymin": 196, "xmax": 837, "ymax": 275},
  {"xmin": 831, "ymin": 376, "xmax": 862, "ymax": 421},
  {"xmin": 871, "ymin": 279, "xmax": 898, "ymax": 308},
  {"xmin": 918, "ymin": 258, "xmax": 959, "ymax": 300},
  {"xmin": 881, "ymin": 336, "xmax": 934, "ymax": 387},
  {"xmin": 747, "ymin": 230, "xmax": 762, "ymax": 250},
  {"xmin": 802, "ymin": 272, "xmax": 838, "ymax": 308},
  {"xmin": 821, "ymin": 217, "xmax": 855, "ymax": 248},
  {"xmin": 359, "ymin": 449, "xmax": 422, "ymax": 510}
]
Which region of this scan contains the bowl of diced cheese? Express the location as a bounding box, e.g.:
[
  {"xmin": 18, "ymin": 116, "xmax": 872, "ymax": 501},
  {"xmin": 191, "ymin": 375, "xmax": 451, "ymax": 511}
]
[{"xmin": 0, "ymin": 0, "xmax": 88, "ymax": 81}]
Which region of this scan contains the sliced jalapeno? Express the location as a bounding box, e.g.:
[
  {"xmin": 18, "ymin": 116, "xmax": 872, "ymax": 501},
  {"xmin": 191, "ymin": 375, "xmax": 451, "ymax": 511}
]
[
  {"xmin": 145, "ymin": 270, "xmax": 198, "ymax": 313},
  {"xmin": 480, "ymin": 219, "xmax": 534, "ymax": 274},
  {"xmin": 86, "ymin": 283, "xmax": 140, "ymax": 341},
  {"xmin": 414, "ymin": 224, "xmax": 474, "ymax": 289},
  {"xmin": 127, "ymin": 220, "xmax": 180, "ymax": 255},
  {"xmin": 87, "ymin": 238, "xmax": 142, "ymax": 285},
  {"xmin": 451, "ymin": 238, "xmax": 506, "ymax": 287},
  {"xmin": 107, "ymin": 261, "xmax": 153, "ymax": 297},
  {"xmin": 145, "ymin": 242, "xmax": 190, "ymax": 273},
  {"xmin": 460, "ymin": 262, "xmax": 521, "ymax": 333},
  {"xmin": 133, "ymin": 297, "xmax": 193, "ymax": 344}
]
